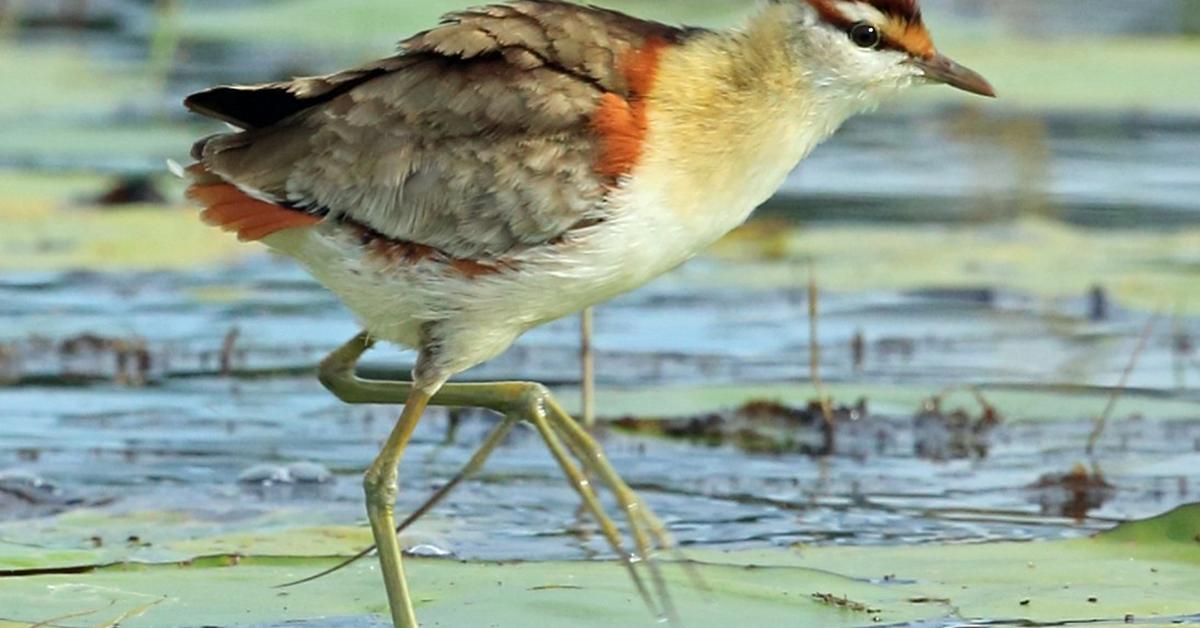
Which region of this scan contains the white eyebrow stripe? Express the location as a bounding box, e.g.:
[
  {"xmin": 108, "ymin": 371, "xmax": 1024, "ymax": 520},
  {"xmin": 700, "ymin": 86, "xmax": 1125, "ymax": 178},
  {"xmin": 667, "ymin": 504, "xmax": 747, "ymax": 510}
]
[{"xmin": 831, "ymin": 1, "xmax": 888, "ymax": 24}]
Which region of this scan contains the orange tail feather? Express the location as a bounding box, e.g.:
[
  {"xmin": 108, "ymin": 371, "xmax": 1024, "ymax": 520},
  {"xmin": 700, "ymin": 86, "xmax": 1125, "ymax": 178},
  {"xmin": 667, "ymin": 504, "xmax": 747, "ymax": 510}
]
[{"xmin": 186, "ymin": 175, "xmax": 320, "ymax": 242}]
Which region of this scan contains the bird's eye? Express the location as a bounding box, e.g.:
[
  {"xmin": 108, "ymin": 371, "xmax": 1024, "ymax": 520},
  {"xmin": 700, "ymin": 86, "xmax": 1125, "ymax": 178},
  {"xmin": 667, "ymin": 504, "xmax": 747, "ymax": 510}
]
[{"xmin": 849, "ymin": 22, "xmax": 882, "ymax": 49}]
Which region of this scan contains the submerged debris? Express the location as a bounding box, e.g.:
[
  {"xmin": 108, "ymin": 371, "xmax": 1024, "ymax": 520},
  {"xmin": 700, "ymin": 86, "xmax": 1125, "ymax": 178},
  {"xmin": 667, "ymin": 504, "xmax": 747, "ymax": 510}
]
[
  {"xmin": 10, "ymin": 0, "xmax": 138, "ymax": 32},
  {"xmin": 851, "ymin": 330, "xmax": 866, "ymax": 373},
  {"xmin": 811, "ymin": 592, "xmax": 881, "ymax": 615},
  {"xmin": 613, "ymin": 391, "xmax": 1008, "ymax": 460},
  {"xmin": 1028, "ymin": 463, "xmax": 1115, "ymax": 521},
  {"xmin": 91, "ymin": 175, "xmax": 167, "ymax": 206},
  {"xmin": 0, "ymin": 342, "xmax": 16, "ymax": 385},
  {"xmin": 614, "ymin": 399, "xmax": 867, "ymax": 456},
  {"xmin": 0, "ymin": 470, "xmax": 61, "ymax": 503},
  {"xmin": 913, "ymin": 389, "xmax": 1002, "ymax": 461},
  {"xmin": 1088, "ymin": 285, "xmax": 1110, "ymax": 322},
  {"xmin": 218, "ymin": 326, "xmax": 241, "ymax": 377},
  {"xmin": 0, "ymin": 470, "xmax": 82, "ymax": 519},
  {"xmin": 57, "ymin": 333, "xmax": 154, "ymax": 386}
]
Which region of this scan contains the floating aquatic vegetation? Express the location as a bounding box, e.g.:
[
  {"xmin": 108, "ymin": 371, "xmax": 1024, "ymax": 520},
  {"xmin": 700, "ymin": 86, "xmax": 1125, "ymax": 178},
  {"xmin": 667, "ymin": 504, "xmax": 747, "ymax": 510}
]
[
  {"xmin": 913, "ymin": 388, "xmax": 1002, "ymax": 461},
  {"xmin": 612, "ymin": 398, "xmax": 864, "ymax": 455},
  {"xmin": 90, "ymin": 175, "xmax": 168, "ymax": 207},
  {"xmin": 1029, "ymin": 463, "xmax": 1116, "ymax": 521},
  {"xmin": 55, "ymin": 333, "xmax": 154, "ymax": 386}
]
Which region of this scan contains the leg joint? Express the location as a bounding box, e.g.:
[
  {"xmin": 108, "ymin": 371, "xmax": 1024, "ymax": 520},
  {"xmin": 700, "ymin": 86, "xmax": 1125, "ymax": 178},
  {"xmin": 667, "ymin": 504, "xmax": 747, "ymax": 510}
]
[
  {"xmin": 363, "ymin": 465, "xmax": 398, "ymax": 509},
  {"xmin": 317, "ymin": 364, "xmax": 353, "ymax": 400},
  {"xmin": 514, "ymin": 382, "xmax": 552, "ymax": 415},
  {"xmin": 318, "ymin": 332, "xmax": 376, "ymax": 402}
]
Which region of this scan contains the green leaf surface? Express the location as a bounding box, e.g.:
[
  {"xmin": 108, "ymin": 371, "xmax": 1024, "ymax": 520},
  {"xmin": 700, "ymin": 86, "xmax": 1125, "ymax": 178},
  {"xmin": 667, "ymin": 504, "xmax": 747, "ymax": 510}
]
[
  {"xmin": 171, "ymin": 1, "xmax": 1200, "ymax": 114},
  {"xmin": 0, "ymin": 45, "xmax": 154, "ymax": 118},
  {"xmin": 710, "ymin": 218, "xmax": 1200, "ymax": 313},
  {"xmin": 177, "ymin": 0, "xmax": 740, "ymax": 50},
  {"xmin": 2, "ymin": 505, "xmax": 1198, "ymax": 627},
  {"xmin": 551, "ymin": 381, "xmax": 1200, "ymax": 423}
]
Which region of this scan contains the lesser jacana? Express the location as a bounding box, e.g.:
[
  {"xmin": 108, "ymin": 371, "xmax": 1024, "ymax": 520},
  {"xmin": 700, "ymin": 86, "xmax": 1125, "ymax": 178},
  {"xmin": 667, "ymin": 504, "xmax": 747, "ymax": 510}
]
[{"xmin": 184, "ymin": 0, "xmax": 994, "ymax": 624}]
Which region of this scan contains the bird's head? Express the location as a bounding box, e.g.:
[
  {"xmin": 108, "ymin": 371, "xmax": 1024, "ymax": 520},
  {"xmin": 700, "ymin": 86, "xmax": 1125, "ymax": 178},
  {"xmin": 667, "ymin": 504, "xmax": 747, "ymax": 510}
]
[{"xmin": 775, "ymin": 0, "xmax": 994, "ymax": 101}]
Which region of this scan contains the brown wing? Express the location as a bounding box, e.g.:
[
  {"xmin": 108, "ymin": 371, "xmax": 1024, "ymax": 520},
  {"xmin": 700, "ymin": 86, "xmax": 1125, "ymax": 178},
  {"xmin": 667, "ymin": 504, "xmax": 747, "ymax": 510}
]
[{"xmin": 186, "ymin": 1, "xmax": 696, "ymax": 259}]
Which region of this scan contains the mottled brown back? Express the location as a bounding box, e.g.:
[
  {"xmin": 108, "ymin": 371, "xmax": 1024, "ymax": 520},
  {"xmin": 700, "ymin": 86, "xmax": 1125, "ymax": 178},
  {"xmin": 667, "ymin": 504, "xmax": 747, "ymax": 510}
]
[{"xmin": 186, "ymin": 1, "xmax": 699, "ymax": 258}]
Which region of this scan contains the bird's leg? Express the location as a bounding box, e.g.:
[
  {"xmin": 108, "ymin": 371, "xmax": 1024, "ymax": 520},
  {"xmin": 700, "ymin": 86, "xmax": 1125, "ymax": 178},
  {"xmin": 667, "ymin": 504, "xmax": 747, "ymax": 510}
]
[
  {"xmin": 363, "ymin": 385, "xmax": 432, "ymax": 628},
  {"xmin": 319, "ymin": 332, "xmax": 408, "ymax": 404},
  {"xmin": 399, "ymin": 413, "xmax": 519, "ymax": 531},
  {"xmin": 317, "ymin": 334, "xmax": 673, "ymax": 622},
  {"xmin": 278, "ymin": 414, "xmax": 519, "ymax": 589},
  {"xmin": 318, "ymin": 332, "xmax": 536, "ymax": 408}
]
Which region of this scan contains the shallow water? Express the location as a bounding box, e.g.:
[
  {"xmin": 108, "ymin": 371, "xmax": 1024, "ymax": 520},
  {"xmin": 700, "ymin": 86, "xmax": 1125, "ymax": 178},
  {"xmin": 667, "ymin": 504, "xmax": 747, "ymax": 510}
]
[
  {"xmin": 1, "ymin": 258, "xmax": 1197, "ymax": 562},
  {"xmin": 1, "ymin": 253, "xmax": 1195, "ymax": 388}
]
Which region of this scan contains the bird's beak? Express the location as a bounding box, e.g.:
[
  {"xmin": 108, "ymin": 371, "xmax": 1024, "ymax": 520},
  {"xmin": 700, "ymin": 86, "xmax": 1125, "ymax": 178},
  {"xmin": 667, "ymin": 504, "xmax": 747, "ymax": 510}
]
[{"xmin": 915, "ymin": 54, "xmax": 996, "ymax": 98}]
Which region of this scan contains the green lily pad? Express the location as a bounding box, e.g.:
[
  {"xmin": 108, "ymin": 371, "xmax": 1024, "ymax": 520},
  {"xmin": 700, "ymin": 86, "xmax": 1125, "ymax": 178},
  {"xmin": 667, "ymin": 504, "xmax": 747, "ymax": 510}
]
[
  {"xmin": 0, "ymin": 557, "xmax": 928, "ymax": 628},
  {"xmin": 908, "ymin": 36, "xmax": 1200, "ymax": 115},
  {"xmin": 713, "ymin": 503, "xmax": 1200, "ymax": 623},
  {"xmin": 177, "ymin": 0, "xmax": 740, "ymax": 50},
  {"xmin": 552, "ymin": 381, "xmax": 1200, "ymax": 423},
  {"xmin": 0, "ymin": 44, "xmax": 154, "ymax": 119},
  {"xmin": 0, "ymin": 171, "xmax": 249, "ymax": 271},
  {"xmin": 1100, "ymin": 504, "xmax": 1200, "ymax": 553},
  {"xmin": 1, "ymin": 505, "xmax": 1197, "ymax": 627},
  {"xmin": 710, "ymin": 218, "xmax": 1200, "ymax": 313},
  {"xmin": 172, "ymin": 1, "xmax": 1200, "ymax": 115}
]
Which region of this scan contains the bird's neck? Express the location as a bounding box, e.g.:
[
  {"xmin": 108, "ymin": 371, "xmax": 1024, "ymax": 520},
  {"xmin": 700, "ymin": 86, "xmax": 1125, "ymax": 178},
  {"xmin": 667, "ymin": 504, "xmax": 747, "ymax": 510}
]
[
  {"xmin": 656, "ymin": 4, "xmax": 878, "ymax": 151},
  {"xmin": 633, "ymin": 5, "xmax": 870, "ymax": 233}
]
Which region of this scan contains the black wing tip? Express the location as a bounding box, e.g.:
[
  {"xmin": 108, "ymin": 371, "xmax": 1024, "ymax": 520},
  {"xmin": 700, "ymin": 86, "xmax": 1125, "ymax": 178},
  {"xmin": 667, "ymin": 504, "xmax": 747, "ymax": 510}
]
[{"xmin": 183, "ymin": 84, "xmax": 307, "ymax": 130}]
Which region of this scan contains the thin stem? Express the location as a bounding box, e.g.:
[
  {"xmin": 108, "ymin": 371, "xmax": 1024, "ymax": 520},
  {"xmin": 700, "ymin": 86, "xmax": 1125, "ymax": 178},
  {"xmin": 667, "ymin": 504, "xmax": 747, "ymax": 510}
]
[
  {"xmin": 808, "ymin": 260, "xmax": 835, "ymax": 430},
  {"xmin": 1086, "ymin": 314, "xmax": 1161, "ymax": 455},
  {"xmin": 580, "ymin": 308, "xmax": 596, "ymax": 428}
]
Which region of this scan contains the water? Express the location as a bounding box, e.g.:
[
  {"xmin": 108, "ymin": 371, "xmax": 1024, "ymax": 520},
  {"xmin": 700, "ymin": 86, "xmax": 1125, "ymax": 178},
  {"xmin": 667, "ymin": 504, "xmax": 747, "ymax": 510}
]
[
  {"xmin": 1, "ymin": 260, "xmax": 1197, "ymax": 561},
  {"xmin": 778, "ymin": 112, "xmax": 1200, "ymax": 228}
]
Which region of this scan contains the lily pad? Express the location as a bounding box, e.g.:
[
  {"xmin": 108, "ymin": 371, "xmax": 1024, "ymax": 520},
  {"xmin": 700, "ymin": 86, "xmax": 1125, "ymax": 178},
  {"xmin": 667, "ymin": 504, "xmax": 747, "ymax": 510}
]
[
  {"xmin": 0, "ymin": 171, "xmax": 249, "ymax": 271},
  {"xmin": 171, "ymin": 1, "xmax": 1200, "ymax": 115},
  {"xmin": 559, "ymin": 381, "xmax": 1200, "ymax": 423},
  {"xmin": 1, "ymin": 505, "xmax": 1197, "ymax": 627},
  {"xmin": 0, "ymin": 44, "xmax": 154, "ymax": 118},
  {"xmin": 177, "ymin": 0, "xmax": 741, "ymax": 50},
  {"xmin": 710, "ymin": 218, "xmax": 1200, "ymax": 313}
]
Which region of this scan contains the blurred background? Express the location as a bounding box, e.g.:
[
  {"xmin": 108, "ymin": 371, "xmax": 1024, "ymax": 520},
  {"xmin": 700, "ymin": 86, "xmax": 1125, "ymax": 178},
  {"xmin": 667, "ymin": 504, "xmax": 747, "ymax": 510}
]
[{"xmin": 2, "ymin": 0, "xmax": 1200, "ymax": 589}]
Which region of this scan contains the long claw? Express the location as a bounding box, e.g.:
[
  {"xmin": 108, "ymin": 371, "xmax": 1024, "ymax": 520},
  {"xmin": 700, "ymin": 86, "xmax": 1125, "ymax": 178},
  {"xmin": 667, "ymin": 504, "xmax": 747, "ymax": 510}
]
[
  {"xmin": 523, "ymin": 396, "xmax": 662, "ymax": 619},
  {"xmin": 279, "ymin": 415, "xmax": 521, "ymax": 589},
  {"xmin": 545, "ymin": 397, "xmax": 709, "ymax": 599},
  {"xmin": 543, "ymin": 405, "xmax": 682, "ymax": 625}
]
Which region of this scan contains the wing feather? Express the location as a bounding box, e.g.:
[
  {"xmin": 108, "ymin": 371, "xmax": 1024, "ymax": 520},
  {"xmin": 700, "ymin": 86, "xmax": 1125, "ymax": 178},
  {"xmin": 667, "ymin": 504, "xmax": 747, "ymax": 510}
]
[{"xmin": 185, "ymin": 1, "xmax": 698, "ymax": 259}]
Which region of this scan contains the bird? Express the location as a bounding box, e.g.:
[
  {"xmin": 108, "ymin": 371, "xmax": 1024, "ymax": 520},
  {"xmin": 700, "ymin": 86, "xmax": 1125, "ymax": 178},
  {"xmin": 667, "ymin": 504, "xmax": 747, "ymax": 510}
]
[{"xmin": 183, "ymin": 0, "xmax": 993, "ymax": 625}]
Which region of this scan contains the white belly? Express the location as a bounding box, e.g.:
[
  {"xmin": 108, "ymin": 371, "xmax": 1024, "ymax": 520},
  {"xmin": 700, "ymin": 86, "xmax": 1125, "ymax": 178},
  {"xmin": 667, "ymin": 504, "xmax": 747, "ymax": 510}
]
[{"xmin": 260, "ymin": 179, "xmax": 752, "ymax": 375}]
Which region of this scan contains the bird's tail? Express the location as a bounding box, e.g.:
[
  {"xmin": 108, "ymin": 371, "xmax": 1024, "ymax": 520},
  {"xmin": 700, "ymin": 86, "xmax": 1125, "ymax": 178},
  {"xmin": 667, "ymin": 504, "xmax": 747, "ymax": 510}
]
[{"xmin": 180, "ymin": 162, "xmax": 320, "ymax": 243}]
